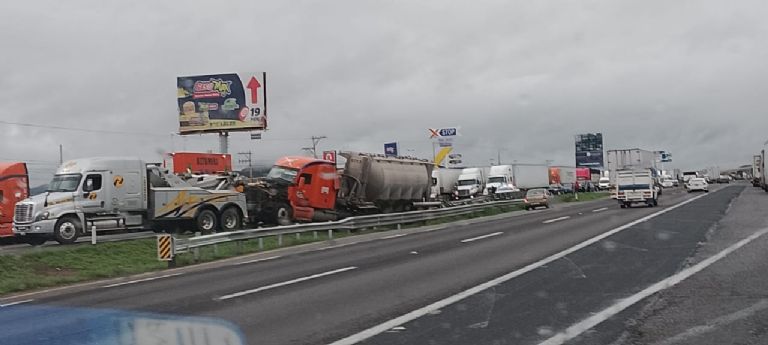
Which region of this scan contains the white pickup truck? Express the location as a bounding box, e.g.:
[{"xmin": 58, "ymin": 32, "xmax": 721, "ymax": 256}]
[{"xmin": 615, "ymin": 169, "xmax": 660, "ymax": 208}]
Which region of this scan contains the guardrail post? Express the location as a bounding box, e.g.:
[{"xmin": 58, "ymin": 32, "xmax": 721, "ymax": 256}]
[
  {"xmin": 90, "ymin": 225, "xmax": 96, "ymax": 245},
  {"xmin": 278, "ymin": 234, "xmax": 283, "ymax": 246},
  {"xmin": 213, "ymin": 244, "xmax": 219, "ymax": 256},
  {"xmin": 397, "ymin": 223, "xmax": 401, "ymax": 230},
  {"xmin": 328, "ymin": 229, "xmax": 333, "ymax": 239},
  {"xmin": 295, "ymin": 233, "xmax": 301, "ymax": 241},
  {"xmin": 193, "ymin": 232, "xmax": 201, "ymax": 262},
  {"xmin": 235, "ymin": 240, "xmax": 243, "ymax": 255},
  {"xmin": 258, "ymin": 237, "xmax": 264, "ymax": 250},
  {"xmin": 313, "ymin": 231, "xmax": 318, "ymax": 239}
]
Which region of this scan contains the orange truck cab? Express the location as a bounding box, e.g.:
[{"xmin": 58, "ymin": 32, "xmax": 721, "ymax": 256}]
[
  {"xmin": 0, "ymin": 162, "xmax": 30, "ymax": 237},
  {"xmin": 268, "ymin": 156, "xmax": 339, "ymax": 223}
]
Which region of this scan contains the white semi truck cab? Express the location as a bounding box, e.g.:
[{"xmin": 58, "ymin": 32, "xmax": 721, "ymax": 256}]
[
  {"xmin": 13, "ymin": 157, "xmax": 247, "ymax": 245},
  {"xmin": 484, "ymin": 165, "xmax": 518, "ymax": 199},
  {"xmin": 455, "ymin": 168, "xmax": 485, "ymax": 199}
]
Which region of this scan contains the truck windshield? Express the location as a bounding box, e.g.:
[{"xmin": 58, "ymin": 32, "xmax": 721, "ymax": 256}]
[
  {"xmin": 488, "ymin": 177, "xmax": 505, "ymax": 184},
  {"xmin": 47, "ymin": 174, "xmax": 82, "ymax": 192},
  {"xmin": 457, "ymin": 179, "xmax": 476, "ymax": 186},
  {"xmin": 267, "ymin": 166, "xmax": 299, "ymax": 183}
]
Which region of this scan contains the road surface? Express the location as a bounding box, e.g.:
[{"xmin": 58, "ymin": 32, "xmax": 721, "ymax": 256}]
[{"xmin": 2, "ymin": 184, "xmax": 765, "ymax": 345}]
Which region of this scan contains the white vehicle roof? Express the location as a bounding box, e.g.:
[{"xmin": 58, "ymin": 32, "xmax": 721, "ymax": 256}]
[{"xmin": 56, "ymin": 157, "xmax": 144, "ymax": 175}]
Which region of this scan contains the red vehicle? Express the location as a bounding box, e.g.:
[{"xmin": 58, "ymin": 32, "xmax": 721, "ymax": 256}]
[
  {"xmin": 0, "ymin": 162, "xmax": 30, "ymax": 237},
  {"xmin": 243, "ymin": 152, "xmax": 434, "ymax": 225},
  {"xmin": 166, "ymin": 152, "xmax": 232, "ymax": 174}
]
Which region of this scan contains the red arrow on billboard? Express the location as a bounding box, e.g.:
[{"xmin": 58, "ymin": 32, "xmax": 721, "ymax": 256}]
[{"xmin": 246, "ymin": 76, "xmax": 261, "ymax": 104}]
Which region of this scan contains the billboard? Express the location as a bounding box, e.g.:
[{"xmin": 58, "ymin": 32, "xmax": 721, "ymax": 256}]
[
  {"xmin": 177, "ymin": 72, "xmax": 267, "ymax": 134},
  {"xmin": 166, "ymin": 152, "xmax": 232, "ymax": 174},
  {"xmin": 384, "ymin": 142, "xmax": 398, "ymax": 157},
  {"xmin": 575, "ymin": 133, "xmax": 604, "ymax": 168},
  {"xmin": 322, "ymin": 150, "xmax": 337, "ymax": 163}
]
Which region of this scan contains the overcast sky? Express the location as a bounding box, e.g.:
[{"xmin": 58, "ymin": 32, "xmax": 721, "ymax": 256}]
[{"xmin": 2, "ymin": 0, "xmax": 767, "ymax": 185}]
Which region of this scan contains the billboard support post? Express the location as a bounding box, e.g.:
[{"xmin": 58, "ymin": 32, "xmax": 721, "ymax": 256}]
[{"xmin": 219, "ymin": 132, "xmax": 229, "ymax": 154}]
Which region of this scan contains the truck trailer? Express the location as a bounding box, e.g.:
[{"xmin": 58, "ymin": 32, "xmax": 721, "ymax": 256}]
[
  {"xmin": 512, "ymin": 164, "xmax": 549, "ymax": 190},
  {"xmin": 431, "ymin": 167, "xmax": 463, "ymax": 200},
  {"xmin": 606, "ymin": 149, "xmax": 658, "ymax": 187},
  {"xmin": 0, "ymin": 162, "xmax": 29, "ymax": 238},
  {"xmin": 13, "ymin": 157, "xmax": 247, "ymax": 244}
]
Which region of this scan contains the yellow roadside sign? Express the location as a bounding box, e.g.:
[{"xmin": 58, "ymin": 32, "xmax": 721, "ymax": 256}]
[
  {"xmin": 157, "ymin": 234, "xmax": 173, "ymax": 261},
  {"xmin": 433, "ymin": 147, "xmax": 453, "ymax": 166}
]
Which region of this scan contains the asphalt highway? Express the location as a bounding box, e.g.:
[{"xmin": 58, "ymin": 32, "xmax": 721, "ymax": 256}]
[{"xmin": 3, "ymin": 184, "xmax": 760, "ymax": 345}]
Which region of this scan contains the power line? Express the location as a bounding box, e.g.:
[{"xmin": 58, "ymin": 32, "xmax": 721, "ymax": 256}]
[{"xmin": 0, "ymin": 120, "xmax": 166, "ymax": 137}]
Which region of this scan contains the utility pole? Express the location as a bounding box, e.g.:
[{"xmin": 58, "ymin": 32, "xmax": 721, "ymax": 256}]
[
  {"xmin": 238, "ymin": 151, "xmax": 253, "ymax": 178},
  {"xmin": 59, "ymin": 144, "xmax": 63, "ymax": 164},
  {"xmin": 497, "ymin": 149, "xmax": 501, "ymax": 165},
  {"xmin": 305, "ymin": 135, "xmax": 327, "ymax": 158}
]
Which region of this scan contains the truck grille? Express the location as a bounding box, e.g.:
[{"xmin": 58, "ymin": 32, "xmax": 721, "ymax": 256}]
[
  {"xmin": 458, "ymin": 190, "xmax": 470, "ymax": 196},
  {"xmin": 14, "ymin": 203, "xmax": 33, "ymax": 223}
]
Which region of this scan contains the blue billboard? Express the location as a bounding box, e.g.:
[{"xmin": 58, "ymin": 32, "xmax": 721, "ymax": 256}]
[
  {"xmin": 575, "ymin": 133, "xmax": 604, "ymax": 168},
  {"xmin": 384, "ymin": 142, "xmax": 398, "ymax": 157}
]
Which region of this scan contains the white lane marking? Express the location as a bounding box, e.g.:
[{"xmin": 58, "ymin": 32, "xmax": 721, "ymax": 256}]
[
  {"xmin": 103, "ymin": 273, "xmax": 183, "ymax": 288},
  {"xmin": 233, "ymin": 255, "xmax": 282, "ymax": 266},
  {"xmin": 0, "ymin": 299, "xmax": 33, "ymax": 307},
  {"xmin": 538, "ymin": 226, "xmax": 768, "ymax": 345},
  {"xmin": 592, "ymin": 207, "xmax": 609, "ymax": 213},
  {"xmin": 653, "ymin": 299, "xmax": 768, "ymax": 345},
  {"xmin": 382, "ymin": 233, "xmax": 409, "ymax": 240},
  {"xmin": 313, "ymin": 242, "xmax": 361, "ymax": 251},
  {"xmin": 328, "ymin": 193, "xmax": 709, "ymax": 345},
  {"xmin": 216, "ymin": 266, "xmax": 358, "ymax": 301},
  {"xmin": 543, "ymin": 216, "xmax": 570, "ymax": 224},
  {"xmin": 460, "ymin": 232, "xmax": 504, "ymax": 243}
]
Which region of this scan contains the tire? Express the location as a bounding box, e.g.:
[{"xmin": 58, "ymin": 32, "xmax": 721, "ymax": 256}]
[
  {"xmin": 54, "ymin": 216, "xmax": 81, "ymax": 245},
  {"xmin": 620, "ymin": 204, "xmax": 626, "ymax": 209},
  {"xmin": 544, "ymin": 203, "xmax": 550, "ymax": 209},
  {"xmin": 705, "ymin": 190, "xmax": 709, "ymax": 193},
  {"xmin": 220, "ymin": 207, "xmax": 242, "ymax": 232},
  {"xmin": 195, "ymin": 209, "xmax": 218, "ymax": 235},
  {"xmin": 274, "ymin": 203, "xmax": 293, "ymax": 226}
]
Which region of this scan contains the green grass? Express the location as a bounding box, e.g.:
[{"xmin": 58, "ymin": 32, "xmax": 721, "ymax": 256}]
[
  {"xmin": 556, "ymin": 191, "xmax": 610, "ymax": 203},
  {"xmin": 0, "ymin": 203, "xmax": 525, "ymax": 295}
]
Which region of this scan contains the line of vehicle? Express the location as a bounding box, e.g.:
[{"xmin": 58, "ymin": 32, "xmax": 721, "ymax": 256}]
[
  {"xmin": 537, "ymin": 225, "xmax": 768, "ymax": 345},
  {"xmin": 103, "ymin": 273, "xmax": 184, "ymax": 288},
  {"xmin": 232, "ymin": 255, "xmax": 282, "ymax": 266},
  {"xmin": 460, "ymin": 232, "xmax": 504, "ymax": 243},
  {"xmin": 328, "ymin": 192, "xmax": 709, "ymax": 345},
  {"xmin": 215, "ymin": 266, "xmax": 358, "ymax": 301},
  {"xmin": 0, "ymin": 299, "xmax": 33, "ymax": 307},
  {"xmin": 543, "ymin": 216, "xmax": 571, "ymax": 224}
]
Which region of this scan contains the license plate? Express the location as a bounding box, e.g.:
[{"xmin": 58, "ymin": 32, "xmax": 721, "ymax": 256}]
[{"xmin": 627, "ymin": 191, "xmax": 643, "ymax": 199}]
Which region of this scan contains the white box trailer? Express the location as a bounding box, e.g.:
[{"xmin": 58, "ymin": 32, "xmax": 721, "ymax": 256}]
[
  {"xmin": 512, "ymin": 164, "xmax": 549, "ymax": 190},
  {"xmin": 430, "ymin": 167, "xmax": 463, "ymax": 200},
  {"xmin": 606, "ymin": 149, "xmax": 658, "ymax": 186}
]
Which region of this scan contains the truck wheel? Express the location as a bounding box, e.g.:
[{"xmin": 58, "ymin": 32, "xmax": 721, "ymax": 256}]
[
  {"xmin": 275, "ymin": 203, "xmax": 293, "ymax": 226},
  {"xmin": 196, "ymin": 209, "xmax": 218, "ymax": 235},
  {"xmin": 620, "ymin": 203, "xmax": 626, "ymax": 209},
  {"xmin": 54, "ymin": 216, "xmax": 81, "ymax": 244},
  {"xmin": 653, "ymin": 198, "xmax": 658, "ymax": 206},
  {"xmin": 220, "ymin": 207, "xmax": 242, "ymax": 231}
]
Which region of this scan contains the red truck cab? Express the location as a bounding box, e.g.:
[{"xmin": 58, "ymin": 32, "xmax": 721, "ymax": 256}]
[
  {"xmin": 271, "ymin": 156, "xmax": 339, "ymax": 222},
  {"xmin": 0, "ymin": 162, "xmax": 30, "ymax": 237}
]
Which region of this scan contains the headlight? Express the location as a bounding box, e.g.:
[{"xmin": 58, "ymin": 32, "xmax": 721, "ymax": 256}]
[{"xmin": 34, "ymin": 211, "xmax": 50, "ymax": 221}]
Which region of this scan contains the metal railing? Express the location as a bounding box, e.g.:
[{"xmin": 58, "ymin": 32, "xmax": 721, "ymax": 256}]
[{"xmin": 172, "ymin": 199, "xmax": 522, "ymax": 255}]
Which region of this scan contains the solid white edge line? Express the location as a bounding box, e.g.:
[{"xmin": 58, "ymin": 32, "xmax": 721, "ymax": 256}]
[
  {"xmin": 592, "ymin": 207, "xmax": 609, "ymax": 213},
  {"xmin": 327, "ymin": 193, "xmax": 709, "ymax": 345},
  {"xmin": 216, "ymin": 266, "xmax": 357, "ymax": 301},
  {"xmin": 460, "ymin": 232, "xmax": 504, "ymax": 243},
  {"xmin": 538, "ymin": 226, "xmax": 768, "ymax": 345},
  {"xmin": 382, "ymin": 234, "xmax": 409, "ymax": 240},
  {"xmin": 0, "ymin": 299, "xmax": 33, "ymax": 307},
  {"xmin": 233, "ymin": 255, "xmax": 282, "ymax": 266},
  {"xmin": 103, "ymin": 273, "xmax": 183, "ymax": 288},
  {"xmin": 543, "ymin": 216, "xmax": 571, "ymax": 224}
]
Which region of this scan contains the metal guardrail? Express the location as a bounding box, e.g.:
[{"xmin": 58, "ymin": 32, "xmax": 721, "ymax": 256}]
[{"xmin": 172, "ymin": 199, "xmax": 523, "ymax": 256}]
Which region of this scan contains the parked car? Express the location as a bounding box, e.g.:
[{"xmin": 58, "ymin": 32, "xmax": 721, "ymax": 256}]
[
  {"xmin": 548, "ymin": 183, "xmax": 563, "ymax": 195},
  {"xmin": 524, "ymin": 188, "xmax": 551, "ymax": 210},
  {"xmin": 685, "ymin": 177, "xmax": 709, "ymax": 192}
]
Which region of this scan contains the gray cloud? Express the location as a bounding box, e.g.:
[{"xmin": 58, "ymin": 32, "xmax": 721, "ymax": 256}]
[{"xmin": 1, "ymin": 0, "xmax": 767, "ymax": 185}]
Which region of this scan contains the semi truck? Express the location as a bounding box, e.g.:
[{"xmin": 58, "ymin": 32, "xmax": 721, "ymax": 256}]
[
  {"xmin": 752, "ymin": 154, "xmax": 762, "ymax": 187},
  {"xmin": 13, "ymin": 157, "xmax": 247, "ymax": 245},
  {"xmin": 431, "ymin": 167, "xmax": 462, "ymax": 200},
  {"xmin": 512, "ymin": 164, "xmax": 550, "ymax": 190},
  {"xmin": 455, "ymin": 167, "xmax": 488, "ymax": 199},
  {"xmin": 606, "ymin": 149, "xmax": 658, "ymax": 187},
  {"xmin": 242, "ymin": 152, "xmax": 435, "ymax": 224},
  {"xmin": 484, "ymin": 165, "xmax": 518, "ymax": 199},
  {"xmin": 1, "ymin": 162, "xmax": 30, "ymax": 238}
]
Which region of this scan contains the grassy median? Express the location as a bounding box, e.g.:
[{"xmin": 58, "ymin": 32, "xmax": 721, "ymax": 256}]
[
  {"xmin": 556, "ymin": 191, "xmax": 610, "ymax": 203},
  {"xmin": 0, "ymin": 203, "xmax": 525, "ymax": 295}
]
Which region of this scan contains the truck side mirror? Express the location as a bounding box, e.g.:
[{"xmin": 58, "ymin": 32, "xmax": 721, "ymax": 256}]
[{"xmin": 84, "ymin": 179, "xmax": 93, "ymax": 192}]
